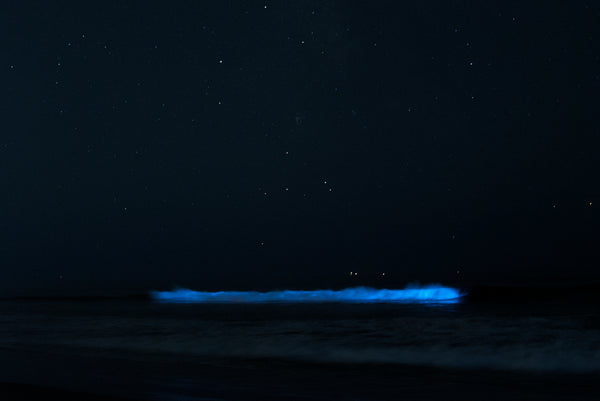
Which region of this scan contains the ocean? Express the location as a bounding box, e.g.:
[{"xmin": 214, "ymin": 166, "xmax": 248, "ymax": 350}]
[{"xmin": 0, "ymin": 286, "xmax": 599, "ymax": 400}]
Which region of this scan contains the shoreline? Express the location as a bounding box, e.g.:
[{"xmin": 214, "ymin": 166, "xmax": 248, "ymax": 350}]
[{"xmin": 1, "ymin": 348, "xmax": 599, "ymax": 401}]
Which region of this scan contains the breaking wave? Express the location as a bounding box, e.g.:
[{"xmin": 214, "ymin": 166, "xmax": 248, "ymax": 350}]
[{"xmin": 150, "ymin": 285, "xmax": 463, "ymax": 304}]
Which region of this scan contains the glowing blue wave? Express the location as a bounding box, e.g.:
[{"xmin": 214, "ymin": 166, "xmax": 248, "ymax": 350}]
[{"xmin": 150, "ymin": 285, "xmax": 463, "ymax": 304}]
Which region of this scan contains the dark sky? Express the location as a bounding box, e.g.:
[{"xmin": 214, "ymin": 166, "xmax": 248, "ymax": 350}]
[{"xmin": 2, "ymin": 1, "xmax": 599, "ymax": 295}]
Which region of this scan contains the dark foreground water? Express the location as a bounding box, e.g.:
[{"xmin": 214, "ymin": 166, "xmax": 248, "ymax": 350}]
[{"xmin": 0, "ymin": 289, "xmax": 599, "ymax": 400}]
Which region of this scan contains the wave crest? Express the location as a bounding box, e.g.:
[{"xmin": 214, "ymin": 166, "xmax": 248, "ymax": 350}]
[{"xmin": 150, "ymin": 285, "xmax": 463, "ymax": 304}]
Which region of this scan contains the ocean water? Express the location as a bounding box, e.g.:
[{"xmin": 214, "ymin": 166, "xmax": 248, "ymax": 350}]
[{"xmin": 0, "ymin": 287, "xmax": 599, "ymax": 400}]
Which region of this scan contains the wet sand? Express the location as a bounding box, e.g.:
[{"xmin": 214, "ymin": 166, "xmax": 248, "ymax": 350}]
[{"xmin": 1, "ymin": 346, "xmax": 598, "ymax": 401}]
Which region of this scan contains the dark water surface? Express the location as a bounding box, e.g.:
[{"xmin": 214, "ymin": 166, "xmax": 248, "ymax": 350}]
[{"xmin": 0, "ymin": 296, "xmax": 599, "ymax": 400}]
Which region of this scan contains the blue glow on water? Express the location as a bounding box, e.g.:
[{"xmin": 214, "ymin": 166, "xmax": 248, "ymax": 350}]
[{"xmin": 150, "ymin": 285, "xmax": 463, "ymax": 304}]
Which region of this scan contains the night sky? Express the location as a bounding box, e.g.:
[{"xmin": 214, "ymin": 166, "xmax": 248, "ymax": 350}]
[{"xmin": 2, "ymin": 1, "xmax": 599, "ymax": 296}]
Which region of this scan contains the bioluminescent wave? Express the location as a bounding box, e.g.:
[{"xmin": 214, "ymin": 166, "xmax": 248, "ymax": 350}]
[{"xmin": 150, "ymin": 285, "xmax": 463, "ymax": 304}]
